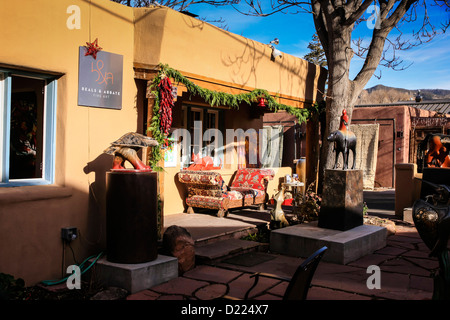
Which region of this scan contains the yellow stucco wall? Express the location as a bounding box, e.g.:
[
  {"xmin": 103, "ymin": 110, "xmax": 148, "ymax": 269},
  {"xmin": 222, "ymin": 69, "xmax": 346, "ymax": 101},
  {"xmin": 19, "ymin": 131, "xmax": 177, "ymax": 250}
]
[
  {"xmin": 1, "ymin": 0, "xmax": 137, "ymax": 187},
  {"xmin": 0, "ymin": 0, "xmax": 136, "ymax": 285},
  {"xmin": 134, "ymin": 6, "xmax": 326, "ymax": 216},
  {"xmin": 0, "ymin": 1, "xmax": 325, "ymax": 285},
  {"xmin": 134, "ymin": 6, "xmax": 326, "ymax": 104}
]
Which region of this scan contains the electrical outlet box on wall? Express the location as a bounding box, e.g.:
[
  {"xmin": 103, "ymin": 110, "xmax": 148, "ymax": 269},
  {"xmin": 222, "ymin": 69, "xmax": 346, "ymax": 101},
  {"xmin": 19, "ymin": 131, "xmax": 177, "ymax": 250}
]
[{"xmin": 61, "ymin": 227, "xmax": 78, "ymax": 242}]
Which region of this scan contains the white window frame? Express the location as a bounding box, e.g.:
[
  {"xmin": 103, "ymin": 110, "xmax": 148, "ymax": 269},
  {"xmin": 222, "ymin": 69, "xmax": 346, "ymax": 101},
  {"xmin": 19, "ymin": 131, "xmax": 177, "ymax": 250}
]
[
  {"xmin": 189, "ymin": 107, "xmax": 204, "ymax": 157},
  {"xmin": 205, "ymin": 109, "xmax": 221, "ymax": 167},
  {"xmin": 181, "ymin": 105, "xmax": 223, "ymax": 168},
  {"xmin": 0, "ymin": 69, "xmax": 57, "ymax": 187}
]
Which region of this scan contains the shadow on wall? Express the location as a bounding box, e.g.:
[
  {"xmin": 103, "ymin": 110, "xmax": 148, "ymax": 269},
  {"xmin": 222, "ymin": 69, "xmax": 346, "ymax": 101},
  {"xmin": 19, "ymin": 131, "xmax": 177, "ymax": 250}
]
[
  {"xmin": 83, "ymin": 153, "xmax": 113, "ymax": 249},
  {"xmin": 179, "ymin": 12, "xmax": 325, "ymax": 102},
  {"xmin": 179, "ymin": 14, "xmax": 265, "ymax": 88},
  {"xmin": 221, "ymin": 37, "xmax": 266, "ymax": 88},
  {"xmin": 135, "ymin": 79, "xmax": 148, "ymax": 135}
]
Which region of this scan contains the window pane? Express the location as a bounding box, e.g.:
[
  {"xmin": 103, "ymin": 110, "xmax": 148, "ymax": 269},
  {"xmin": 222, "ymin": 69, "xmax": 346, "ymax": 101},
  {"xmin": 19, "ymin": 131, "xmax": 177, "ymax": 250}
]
[
  {"xmin": 9, "ymin": 76, "xmax": 44, "ymax": 179},
  {"xmin": 189, "ymin": 109, "xmax": 203, "ymax": 156},
  {"xmin": 207, "ymin": 112, "xmax": 216, "ymax": 130}
]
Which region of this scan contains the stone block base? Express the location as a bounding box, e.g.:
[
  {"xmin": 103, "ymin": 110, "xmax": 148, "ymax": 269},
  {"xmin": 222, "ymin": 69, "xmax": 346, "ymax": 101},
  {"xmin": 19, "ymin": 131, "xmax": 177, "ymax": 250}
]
[
  {"xmin": 403, "ymin": 207, "xmax": 413, "ymax": 223},
  {"xmin": 269, "ymin": 221, "xmax": 387, "ymax": 264},
  {"xmin": 89, "ymin": 255, "xmax": 178, "ymax": 294},
  {"xmin": 318, "ymin": 169, "xmax": 364, "ymax": 231}
]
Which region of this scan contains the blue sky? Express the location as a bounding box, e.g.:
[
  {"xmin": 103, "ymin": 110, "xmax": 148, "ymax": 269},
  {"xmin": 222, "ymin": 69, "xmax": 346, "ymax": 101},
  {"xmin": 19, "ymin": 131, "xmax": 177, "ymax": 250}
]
[{"xmin": 190, "ymin": 3, "xmax": 450, "ymax": 91}]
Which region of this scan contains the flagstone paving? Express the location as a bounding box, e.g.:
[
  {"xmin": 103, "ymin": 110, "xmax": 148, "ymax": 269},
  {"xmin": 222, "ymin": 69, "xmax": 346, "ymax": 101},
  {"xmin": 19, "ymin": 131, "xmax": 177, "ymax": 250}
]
[{"xmin": 127, "ymin": 224, "xmax": 440, "ymax": 300}]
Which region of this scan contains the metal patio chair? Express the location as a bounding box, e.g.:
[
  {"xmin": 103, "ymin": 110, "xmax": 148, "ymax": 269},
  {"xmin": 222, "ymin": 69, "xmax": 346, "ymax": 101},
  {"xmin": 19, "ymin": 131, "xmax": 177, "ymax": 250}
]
[{"xmin": 225, "ymin": 246, "xmax": 328, "ymax": 300}]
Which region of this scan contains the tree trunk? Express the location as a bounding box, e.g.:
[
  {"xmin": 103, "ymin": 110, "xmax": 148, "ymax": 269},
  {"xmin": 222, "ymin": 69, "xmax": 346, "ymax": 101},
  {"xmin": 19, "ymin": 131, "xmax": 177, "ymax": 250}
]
[
  {"xmin": 310, "ymin": 0, "xmax": 418, "ymax": 193},
  {"xmin": 318, "ymin": 26, "xmax": 355, "ymax": 192}
]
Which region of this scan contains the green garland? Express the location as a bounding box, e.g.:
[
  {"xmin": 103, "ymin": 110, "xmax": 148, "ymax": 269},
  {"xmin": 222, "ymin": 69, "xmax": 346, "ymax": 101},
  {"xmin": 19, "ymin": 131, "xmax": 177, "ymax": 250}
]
[{"xmin": 147, "ymin": 63, "xmax": 321, "ymax": 169}]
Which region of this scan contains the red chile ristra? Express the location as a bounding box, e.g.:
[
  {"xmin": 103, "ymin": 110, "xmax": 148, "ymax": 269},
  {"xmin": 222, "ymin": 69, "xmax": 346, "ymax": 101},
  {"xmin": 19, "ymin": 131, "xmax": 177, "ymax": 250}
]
[{"xmin": 158, "ymin": 76, "xmax": 174, "ymax": 142}]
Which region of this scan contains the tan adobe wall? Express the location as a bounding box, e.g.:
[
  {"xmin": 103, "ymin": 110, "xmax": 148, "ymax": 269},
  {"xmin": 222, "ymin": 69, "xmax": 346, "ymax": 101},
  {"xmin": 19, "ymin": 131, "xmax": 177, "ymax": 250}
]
[
  {"xmin": 133, "ymin": 6, "xmax": 327, "ymax": 105},
  {"xmin": 0, "ymin": 0, "xmax": 136, "ymax": 285}
]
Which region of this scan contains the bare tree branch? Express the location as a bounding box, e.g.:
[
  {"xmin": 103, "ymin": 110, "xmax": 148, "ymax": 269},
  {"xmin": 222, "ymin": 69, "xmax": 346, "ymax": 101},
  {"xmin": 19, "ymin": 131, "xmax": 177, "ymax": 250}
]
[
  {"xmin": 351, "ymin": 0, "xmax": 418, "ymax": 95},
  {"xmin": 231, "ymin": 0, "xmax": 311, "ymax": 16},
  {"xmin": 344, "ymin": 0, "xmax": 374, "ymax": 25}
]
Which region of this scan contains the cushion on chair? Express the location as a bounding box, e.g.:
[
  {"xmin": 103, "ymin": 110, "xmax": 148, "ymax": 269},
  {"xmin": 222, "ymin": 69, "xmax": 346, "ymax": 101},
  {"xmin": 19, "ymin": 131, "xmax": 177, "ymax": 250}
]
[
  {"xmin": 186, "ymin": 195, "xmax": 229, "ymax": 210},
  {"xmin": 178, "ymin": 170, "xmax": 224, "ymax": 187},
  {"xmin": 227, "ymin": 187, "xmax": 265, "ymax": 200},
  {"xmin": 230, "ymin": 168, "xmax": 275, "ymax": 191},
  {"xmin": 188, "ymin": 185, "xmax": 225, "ymax": 198}
]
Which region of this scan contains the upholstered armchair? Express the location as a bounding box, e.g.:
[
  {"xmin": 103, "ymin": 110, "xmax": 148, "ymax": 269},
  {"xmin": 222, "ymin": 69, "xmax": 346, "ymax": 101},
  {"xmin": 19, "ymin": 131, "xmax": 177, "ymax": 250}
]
[{"xmin": 178, "ymin": 168, "xmax": 275, "ymax": 217}]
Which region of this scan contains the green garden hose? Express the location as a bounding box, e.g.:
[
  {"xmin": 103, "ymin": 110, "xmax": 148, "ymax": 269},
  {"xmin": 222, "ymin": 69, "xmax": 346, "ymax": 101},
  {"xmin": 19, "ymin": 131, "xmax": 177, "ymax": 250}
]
[{"xmin": 41, "ymin": 252, "xmax": 103, "ymax": 286}]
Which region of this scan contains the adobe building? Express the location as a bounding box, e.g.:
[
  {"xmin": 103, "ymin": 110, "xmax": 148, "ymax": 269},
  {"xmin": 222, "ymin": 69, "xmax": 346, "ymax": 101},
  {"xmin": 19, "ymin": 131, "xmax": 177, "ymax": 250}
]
[
  {"xmin": 353, "ymin": 101, "xmax": 450, "ymax": 188},
  {"xmin": 0, "ymin": 0, "xmax": 326, "ymax": 285}
]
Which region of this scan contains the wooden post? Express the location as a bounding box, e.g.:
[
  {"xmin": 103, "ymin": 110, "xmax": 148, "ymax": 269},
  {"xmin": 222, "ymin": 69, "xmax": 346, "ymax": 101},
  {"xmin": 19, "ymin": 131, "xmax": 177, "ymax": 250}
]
[
  {"xmin": 145, "ymin": 79, "xmax": 164, "ymax": 240},
  {"xmin": 306, "ymin": 112, "xmax": 320, "ymax": 192}
]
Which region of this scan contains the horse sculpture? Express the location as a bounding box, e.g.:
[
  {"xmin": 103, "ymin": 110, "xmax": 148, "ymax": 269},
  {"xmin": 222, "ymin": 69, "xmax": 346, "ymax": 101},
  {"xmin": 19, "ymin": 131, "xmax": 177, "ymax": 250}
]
[{"xmin": 327, "ymin": 109, "xmax": 357, "ymax": 170}]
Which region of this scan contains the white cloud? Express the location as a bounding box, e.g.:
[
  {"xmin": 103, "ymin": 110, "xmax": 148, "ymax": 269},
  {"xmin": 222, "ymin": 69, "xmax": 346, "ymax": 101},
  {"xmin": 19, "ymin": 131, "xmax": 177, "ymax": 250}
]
[{"xmin": 396, "ymin": 33, "xmax": 450, "ymax": 63}]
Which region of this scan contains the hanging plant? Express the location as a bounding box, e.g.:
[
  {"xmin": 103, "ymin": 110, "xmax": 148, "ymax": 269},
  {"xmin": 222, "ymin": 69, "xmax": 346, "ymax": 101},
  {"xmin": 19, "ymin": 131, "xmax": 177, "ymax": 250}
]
[{"xmin": 147, "ymin": 63, "xmax": 321, "ymax": 170}]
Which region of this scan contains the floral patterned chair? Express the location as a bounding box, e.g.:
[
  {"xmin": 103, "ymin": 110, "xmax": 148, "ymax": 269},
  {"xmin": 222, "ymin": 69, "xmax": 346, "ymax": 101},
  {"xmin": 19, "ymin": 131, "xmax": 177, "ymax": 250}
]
[{"xmin": 177, "ymin": 168, "xmax": 275, "ymax": 217}]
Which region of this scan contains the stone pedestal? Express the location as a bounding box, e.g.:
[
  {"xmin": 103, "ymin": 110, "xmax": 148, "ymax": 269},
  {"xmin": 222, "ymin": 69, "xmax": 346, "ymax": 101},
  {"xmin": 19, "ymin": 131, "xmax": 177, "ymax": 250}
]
[
  {"xmin": 269, "ymin": 221, "xmax": 387, "ymax": 264},
  {"xmin": 318, "ymin": 169, "xmax": 363, "ymax": 231},
  {"xmin": 89, "ymin": 255, "xmax": 178, "ymax": 294},
  {"xmin": 395, "ymin": 163, "xmax": 420, "ymax": 219},
  {"xmin": 106, "ymin": 171, "xmax": 158, "ymax": 264}
]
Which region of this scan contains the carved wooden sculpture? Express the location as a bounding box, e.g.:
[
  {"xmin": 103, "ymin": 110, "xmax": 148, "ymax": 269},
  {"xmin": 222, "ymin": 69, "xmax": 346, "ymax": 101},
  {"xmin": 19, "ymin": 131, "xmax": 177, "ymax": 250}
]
[
  {"xmin": 104, "ymin": 132, "xmax": 158, "ymax": 170},
  {"xmin": 270, "ymin": 187, "xmax": 289, "ymax": 227},
  {"xmin": 425, "ymin": 135, "xmax": 450, "ymax": 168}
]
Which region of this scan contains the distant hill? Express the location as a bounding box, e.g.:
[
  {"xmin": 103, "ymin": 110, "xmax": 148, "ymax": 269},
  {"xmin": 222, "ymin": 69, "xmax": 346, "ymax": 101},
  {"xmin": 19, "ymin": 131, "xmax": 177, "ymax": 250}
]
[{"xmin": 356, "ymin": 85, "xmax": 450, "ymax": 104}]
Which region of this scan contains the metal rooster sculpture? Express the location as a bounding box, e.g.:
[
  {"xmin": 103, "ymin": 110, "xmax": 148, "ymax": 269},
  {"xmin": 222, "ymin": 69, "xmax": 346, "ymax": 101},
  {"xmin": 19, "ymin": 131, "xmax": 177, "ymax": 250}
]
[{"xmin": 327, "ymin": 109, "xmax": 357, "ymax": 170}]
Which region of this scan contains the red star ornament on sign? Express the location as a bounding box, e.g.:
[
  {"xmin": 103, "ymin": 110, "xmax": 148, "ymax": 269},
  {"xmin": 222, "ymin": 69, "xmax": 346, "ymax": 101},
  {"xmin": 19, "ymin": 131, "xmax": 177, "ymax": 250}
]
[{"xmin": 84, "ymin": 38, "xmax": 102, "ymax": 59}]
